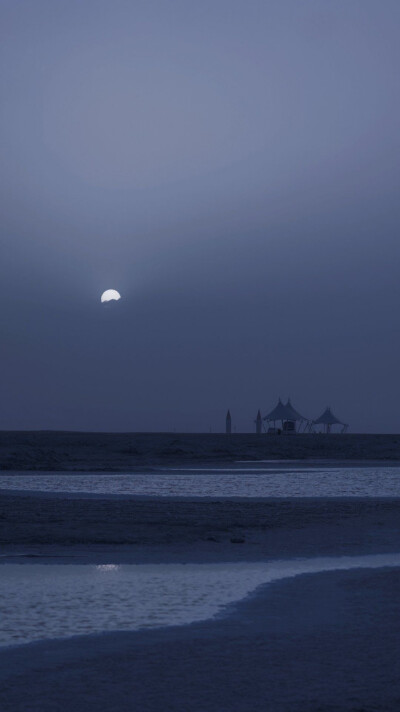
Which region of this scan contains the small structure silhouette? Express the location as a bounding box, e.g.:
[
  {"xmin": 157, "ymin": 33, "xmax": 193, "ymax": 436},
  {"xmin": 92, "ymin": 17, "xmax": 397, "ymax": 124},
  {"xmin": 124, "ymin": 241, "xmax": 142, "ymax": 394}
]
[
  {"xmin": 263, "ymin": 398, "xmax": 309, "ymax": 433},
  {"xmin": 226, "ymin": 410, "xmax": 232, "ymax": 434},
  {"xmin": 313, "ymin": 406, "xmax": 348, "ymax": 433},
  {"xmin": 255, "ymin": 410, "xmax": 262, "ymax": 434}
]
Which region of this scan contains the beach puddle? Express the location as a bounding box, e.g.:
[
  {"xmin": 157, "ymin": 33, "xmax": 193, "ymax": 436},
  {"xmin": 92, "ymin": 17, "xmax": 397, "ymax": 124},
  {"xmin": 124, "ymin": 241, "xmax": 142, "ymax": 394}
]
[{"xmin": 1, "ymin": 553, "xmax": 400, "ymax": 647}]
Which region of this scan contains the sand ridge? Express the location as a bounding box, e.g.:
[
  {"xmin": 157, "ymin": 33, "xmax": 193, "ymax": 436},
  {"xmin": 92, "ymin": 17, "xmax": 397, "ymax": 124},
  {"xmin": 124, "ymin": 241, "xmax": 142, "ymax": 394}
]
[
  {"xmin": 1, "ymin": 493, "xmax": 400, "ymax": 563},
  {"xmin": 1, "ymin": 431, "xmax": 400, "ymax": 470}
]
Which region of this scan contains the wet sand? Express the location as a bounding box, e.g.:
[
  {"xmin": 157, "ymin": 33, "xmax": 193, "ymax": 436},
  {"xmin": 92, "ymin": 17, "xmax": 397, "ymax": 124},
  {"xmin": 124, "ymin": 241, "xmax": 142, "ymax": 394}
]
[
  {"xmin": 0, "ymin": 565, "xmax": 399, "ymax": 711},
  {"xmin": 1, "ymin": 492, "xmax": 400, "ymax": 562},
  {"xmin": 1, "ymin": 487, "xmax": 399, "ymax": 710}
]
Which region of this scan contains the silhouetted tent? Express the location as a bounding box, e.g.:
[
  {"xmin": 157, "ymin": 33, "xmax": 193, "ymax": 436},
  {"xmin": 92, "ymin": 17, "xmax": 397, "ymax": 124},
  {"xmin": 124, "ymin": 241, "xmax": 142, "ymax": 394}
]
[
  {"xmin": 263, "ymin": 398, "xmax": 309, "ymax": 433},
  {"xmin": 263, "ymin": 398, "xmax": 290, "ymax": 423},
  {"xmin": 285, "ymin": 398, "xmax": 306, "ymax": 422},
  {"xmin": 313, "ymin": 407, "xmax": 348, "ymax": 433}
]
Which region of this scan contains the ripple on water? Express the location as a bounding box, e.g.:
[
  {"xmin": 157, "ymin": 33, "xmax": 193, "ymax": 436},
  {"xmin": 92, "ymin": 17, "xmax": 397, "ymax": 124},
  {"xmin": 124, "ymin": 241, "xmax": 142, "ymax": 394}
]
[
  {"xmin": 1, "ymin": 553, "xmax": 400, "ymax": 647},
  {"xmin": 1, "ymin": 466, "xmax": 400, "ymax": 497}
]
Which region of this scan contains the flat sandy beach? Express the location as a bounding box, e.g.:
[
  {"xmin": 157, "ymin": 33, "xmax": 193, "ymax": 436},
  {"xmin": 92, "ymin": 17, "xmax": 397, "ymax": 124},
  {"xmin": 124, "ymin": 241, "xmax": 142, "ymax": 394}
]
[
  {"xmin": 1, "ymin": 491, "xmax": 400, "ymax": 562},
  {"xmin": 0, "ymin": 562, "xmax": 399, "ymax": 711},
  {"xmin": 0, "ymin": 488, "xmax": 400, "ymax": 710}
]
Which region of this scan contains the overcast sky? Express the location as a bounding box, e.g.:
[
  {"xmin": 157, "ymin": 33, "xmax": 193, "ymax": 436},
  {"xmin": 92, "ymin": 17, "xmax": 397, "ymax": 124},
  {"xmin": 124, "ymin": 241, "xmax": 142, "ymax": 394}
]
[{"xmin": 1, "ymin": 0, "xmax": 400, "ymax": 432}]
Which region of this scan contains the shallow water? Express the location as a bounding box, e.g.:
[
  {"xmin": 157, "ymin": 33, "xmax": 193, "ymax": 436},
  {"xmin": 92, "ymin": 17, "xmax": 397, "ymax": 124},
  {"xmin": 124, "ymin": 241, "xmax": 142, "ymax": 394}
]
[
  {"xmin": 1, "ymin": 465, "xmax": 400, "ymax": 497},
  {"xmin": 1, "ymin": 553, "xmax": 400, "ymax": 647}
]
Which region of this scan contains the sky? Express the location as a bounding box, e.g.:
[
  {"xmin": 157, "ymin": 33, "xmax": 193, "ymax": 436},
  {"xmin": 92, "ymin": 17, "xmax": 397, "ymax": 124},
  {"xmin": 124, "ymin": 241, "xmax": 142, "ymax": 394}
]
[{"xmin": 1, "ymin": 0, "xmax": 400, "ymax": 433}]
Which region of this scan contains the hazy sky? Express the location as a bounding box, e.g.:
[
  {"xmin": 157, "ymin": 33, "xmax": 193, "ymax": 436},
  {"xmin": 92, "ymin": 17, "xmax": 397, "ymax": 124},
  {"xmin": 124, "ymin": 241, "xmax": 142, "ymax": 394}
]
[{"xmin": 1, "ymin": 0, "xmax": 400, "ymax": 432}]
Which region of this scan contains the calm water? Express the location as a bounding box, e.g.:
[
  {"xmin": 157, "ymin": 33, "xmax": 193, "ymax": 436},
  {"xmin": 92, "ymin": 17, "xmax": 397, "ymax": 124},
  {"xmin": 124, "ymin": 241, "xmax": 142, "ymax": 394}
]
[
  {"xmin": 1, "ymin": 465, "xmax": 400, "ymax": 497},
  {"xmin": 1, "ymin": 554, "xmax": 400, "ymax": 647}
]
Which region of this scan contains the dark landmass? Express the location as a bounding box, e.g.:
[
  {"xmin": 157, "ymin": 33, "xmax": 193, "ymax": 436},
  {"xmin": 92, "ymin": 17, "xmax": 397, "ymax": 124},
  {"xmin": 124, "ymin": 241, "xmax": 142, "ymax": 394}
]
[
  {"xmin": 1, "ymin": 493, "xmax": 399, "ymax": 562},
  {"xmin": 1, "ymin": 431, "xmax": 400, "ymax": 471}
]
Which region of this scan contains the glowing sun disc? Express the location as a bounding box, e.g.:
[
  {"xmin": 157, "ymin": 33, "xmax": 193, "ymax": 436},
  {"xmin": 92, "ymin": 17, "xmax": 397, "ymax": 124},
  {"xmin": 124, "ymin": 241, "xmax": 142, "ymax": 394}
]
[{"xmin": 101, "ymin": 289, "xmax": 121, "ymax": 303}]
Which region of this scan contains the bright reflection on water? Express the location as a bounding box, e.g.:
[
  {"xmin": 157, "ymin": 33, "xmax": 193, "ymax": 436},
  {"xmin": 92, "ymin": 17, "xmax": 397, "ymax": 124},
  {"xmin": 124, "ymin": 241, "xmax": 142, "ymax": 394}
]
[
  {"xmin": 1, "ymin": 553, "xmax": 400, "ymax": 647},
  {"xmin": 1, "ymin": 466, "xmax": 400, "ymax": 497}
]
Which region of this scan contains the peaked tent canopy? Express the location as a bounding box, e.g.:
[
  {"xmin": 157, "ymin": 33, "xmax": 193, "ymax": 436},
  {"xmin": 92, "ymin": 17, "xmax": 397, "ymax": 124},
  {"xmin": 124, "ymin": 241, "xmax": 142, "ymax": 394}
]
[
  {"xmin": 263, "ymin": 398, "xmax": 291, "ymax": 422},
  {"xmin": 263, "ymin": 398, "xmax": 307, "ymax": 422},
  {"xmin": 285, "ymin": 398, "xmax": 306, "ymax": 422},
  {"xmin": 313, "ymin": 407, "xmax": 344, "ymax": 426}
]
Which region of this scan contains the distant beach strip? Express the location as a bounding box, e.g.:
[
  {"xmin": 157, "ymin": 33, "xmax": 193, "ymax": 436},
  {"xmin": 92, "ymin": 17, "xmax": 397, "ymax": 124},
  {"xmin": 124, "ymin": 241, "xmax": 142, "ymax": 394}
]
[{"xmin": 1, "ymin": 432, "xmax": 400, "ymax": 471}]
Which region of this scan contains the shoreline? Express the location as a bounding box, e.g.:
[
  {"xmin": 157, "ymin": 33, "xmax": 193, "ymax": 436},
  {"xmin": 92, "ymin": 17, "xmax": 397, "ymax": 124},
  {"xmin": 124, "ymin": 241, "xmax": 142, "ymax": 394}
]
[
  {"xmin": 2, "ymin": 552, "xmax": 399, "ymax": 649},
  {"xmin": 2, "ymin": 468, "xmax": 400, "ymax": 710},
  {"xmin": 0, "ymin": 565, "xmax": 399, "ymax": 711}
]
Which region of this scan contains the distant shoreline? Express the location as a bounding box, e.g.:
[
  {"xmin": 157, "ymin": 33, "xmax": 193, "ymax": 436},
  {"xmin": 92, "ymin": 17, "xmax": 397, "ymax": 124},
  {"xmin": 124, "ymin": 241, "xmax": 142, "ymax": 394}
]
[{"xmin": 1, "ymin": 432, "xmax": 400, "ymax": 471}]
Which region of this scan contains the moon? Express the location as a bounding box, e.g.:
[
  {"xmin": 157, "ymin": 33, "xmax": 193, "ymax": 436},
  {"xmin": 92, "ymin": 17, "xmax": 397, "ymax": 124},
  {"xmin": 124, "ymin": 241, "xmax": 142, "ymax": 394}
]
[{"xmin": 101, "ymin": 289, "xmax": 121, "ymax": 303}]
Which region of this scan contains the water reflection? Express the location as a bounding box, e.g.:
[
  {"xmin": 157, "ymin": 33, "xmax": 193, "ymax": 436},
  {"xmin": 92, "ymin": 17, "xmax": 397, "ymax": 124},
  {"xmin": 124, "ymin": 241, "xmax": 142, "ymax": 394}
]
[
  {"xmin": 1, "ymin": 553, "xmax": 400, "ymax": 648},
  {"xmin": 1, "ymin": 466, "xmax": 400, "ymax": 497}
]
